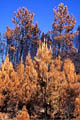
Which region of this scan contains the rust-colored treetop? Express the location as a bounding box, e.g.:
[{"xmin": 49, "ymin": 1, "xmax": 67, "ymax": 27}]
[
  {"xmin": 51, "ymin": 3, "xmax": 78, "ymax": 56},
  {"xmin": 4, "ymin": 7, "xmax": 40, "ymax": 41}
]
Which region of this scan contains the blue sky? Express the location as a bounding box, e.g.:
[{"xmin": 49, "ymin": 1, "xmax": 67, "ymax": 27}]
[{"xmin": 0, "ymin": 0, "xmax": 80, "ymax": 36}]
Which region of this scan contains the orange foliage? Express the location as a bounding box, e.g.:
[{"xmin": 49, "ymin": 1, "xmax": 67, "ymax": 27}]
[
  {"xmin": 50, "ymin": 3, "xmax": 78, "ymax": 56},
  {"xmin": 0, "ymin": 3, "xmax": 80, "ymax": 119},
  {"xmin": 0, "ymin": 41, "xmax": 80, "ymax": 119},
  {"xmin": 17, "ymin": 106, "xmax": 30, "ymax": 120}
]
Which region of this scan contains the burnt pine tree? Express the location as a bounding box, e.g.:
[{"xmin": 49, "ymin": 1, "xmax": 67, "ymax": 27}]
[
  {"xmin": 50, "ymin": 3, "xmax": 78, "ymax": 57},
  {"xmin": 4, "ymin": 7, "xmax": 40, "ymax": 64}
]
